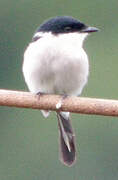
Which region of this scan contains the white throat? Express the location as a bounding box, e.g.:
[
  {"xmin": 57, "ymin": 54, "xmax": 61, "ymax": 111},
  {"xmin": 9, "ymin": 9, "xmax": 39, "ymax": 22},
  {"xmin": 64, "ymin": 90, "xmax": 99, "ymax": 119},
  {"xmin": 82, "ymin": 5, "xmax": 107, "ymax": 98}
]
[{"xmin": 33, "ymin": 31, "xmax": 88, "ymax": 48}]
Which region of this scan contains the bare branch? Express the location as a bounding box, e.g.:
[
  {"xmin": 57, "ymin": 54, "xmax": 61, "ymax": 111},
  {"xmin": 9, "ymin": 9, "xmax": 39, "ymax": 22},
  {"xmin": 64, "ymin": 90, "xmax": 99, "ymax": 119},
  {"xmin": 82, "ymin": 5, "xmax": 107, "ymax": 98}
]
[{"xmin": 0, "ymin": 89, "xmax": 118, "ymax": 117}]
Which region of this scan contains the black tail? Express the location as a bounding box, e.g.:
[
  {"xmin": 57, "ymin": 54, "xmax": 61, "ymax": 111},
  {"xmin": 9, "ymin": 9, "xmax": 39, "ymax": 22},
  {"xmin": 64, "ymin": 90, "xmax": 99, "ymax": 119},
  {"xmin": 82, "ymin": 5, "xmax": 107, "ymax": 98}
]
[{"xmin": 57, "ymin": 112, "xmax": 76, "ymax": 166}]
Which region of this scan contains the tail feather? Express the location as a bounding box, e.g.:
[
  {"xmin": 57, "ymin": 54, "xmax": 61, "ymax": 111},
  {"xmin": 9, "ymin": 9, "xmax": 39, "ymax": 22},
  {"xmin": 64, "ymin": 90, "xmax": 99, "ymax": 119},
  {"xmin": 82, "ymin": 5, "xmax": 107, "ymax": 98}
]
[
  {"xmin": 41, "ymin": 110, "xmax": 50, "ymax": 118},
  {"xmin": 57, "ymin": 112, "xmax": 76, "ymax": 166}
]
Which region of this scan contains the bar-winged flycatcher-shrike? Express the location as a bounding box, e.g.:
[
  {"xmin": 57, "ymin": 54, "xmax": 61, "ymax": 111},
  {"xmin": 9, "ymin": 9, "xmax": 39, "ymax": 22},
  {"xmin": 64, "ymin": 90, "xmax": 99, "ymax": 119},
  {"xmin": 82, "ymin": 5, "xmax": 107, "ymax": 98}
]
[{"xmin": 23, "ymin": 16, "xmax": 98, "ymax": 166}]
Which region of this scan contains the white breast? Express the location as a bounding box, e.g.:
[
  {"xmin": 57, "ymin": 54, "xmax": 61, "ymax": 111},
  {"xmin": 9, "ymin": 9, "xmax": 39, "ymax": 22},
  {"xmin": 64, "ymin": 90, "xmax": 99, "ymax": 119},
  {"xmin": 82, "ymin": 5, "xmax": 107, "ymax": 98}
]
[{"xmin": 23, "ymin": 32, "xmax": 89, "ymax": 95}]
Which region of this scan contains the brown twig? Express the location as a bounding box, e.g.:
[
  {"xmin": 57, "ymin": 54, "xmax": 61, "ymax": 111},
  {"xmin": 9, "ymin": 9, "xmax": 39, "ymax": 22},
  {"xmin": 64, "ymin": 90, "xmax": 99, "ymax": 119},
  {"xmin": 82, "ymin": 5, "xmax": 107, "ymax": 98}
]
[{"xmin": 0, "ymin": 89, "xmax": 118, "ymax": 117}]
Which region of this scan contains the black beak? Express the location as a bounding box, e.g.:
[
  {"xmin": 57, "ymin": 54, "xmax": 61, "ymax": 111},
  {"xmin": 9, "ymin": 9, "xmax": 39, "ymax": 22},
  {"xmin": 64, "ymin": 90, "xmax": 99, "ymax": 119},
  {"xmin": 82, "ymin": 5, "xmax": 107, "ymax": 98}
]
[{"xmin": 81, "ymin": 26, "xmax": 99, "ymax": 33}]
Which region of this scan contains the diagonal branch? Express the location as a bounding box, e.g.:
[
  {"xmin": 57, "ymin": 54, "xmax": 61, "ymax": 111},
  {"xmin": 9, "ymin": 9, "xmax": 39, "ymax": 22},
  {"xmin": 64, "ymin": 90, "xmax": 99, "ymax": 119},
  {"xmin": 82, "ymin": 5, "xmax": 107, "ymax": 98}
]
[{"xmin": 0, "ymin": 89, "xmax": 118, "ymax": 117}]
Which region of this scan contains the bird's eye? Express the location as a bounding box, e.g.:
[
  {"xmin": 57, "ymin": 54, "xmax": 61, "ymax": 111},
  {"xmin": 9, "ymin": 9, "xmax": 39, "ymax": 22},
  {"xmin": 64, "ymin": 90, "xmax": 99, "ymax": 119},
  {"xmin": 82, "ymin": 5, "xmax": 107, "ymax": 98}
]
[{"xmin": 64, "ymin": 26, "xmax": 72, "ymax": 31}]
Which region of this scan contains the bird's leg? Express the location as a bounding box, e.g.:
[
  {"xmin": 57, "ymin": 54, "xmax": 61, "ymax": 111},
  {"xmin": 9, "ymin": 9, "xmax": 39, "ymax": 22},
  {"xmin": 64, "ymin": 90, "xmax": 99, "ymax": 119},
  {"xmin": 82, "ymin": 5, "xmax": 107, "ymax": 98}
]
[
  {"xmin": 36, "ymin": 92, "xmax": 50, "ymax": 117},
  {"xmin": 56, "ymin": 95, "xmax": 68, "ymax": 110},
  {"xmin": 36, "ymin": 91, "xmax": 45, "ymax": 99},
  {"xmin": 35, "ymin": 91, "xmax": 47, "ymax": 102},
  {"xmin": 36, "ymin": 91, "xmax": 45, "ymax": 96}
]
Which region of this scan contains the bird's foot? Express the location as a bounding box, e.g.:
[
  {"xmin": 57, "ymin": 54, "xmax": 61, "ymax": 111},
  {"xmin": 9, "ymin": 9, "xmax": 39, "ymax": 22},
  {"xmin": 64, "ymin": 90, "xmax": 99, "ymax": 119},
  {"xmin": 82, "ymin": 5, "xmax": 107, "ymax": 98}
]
[{"xmin": 56, "ymin": 95, "xmax": 68, "ymax": 110}]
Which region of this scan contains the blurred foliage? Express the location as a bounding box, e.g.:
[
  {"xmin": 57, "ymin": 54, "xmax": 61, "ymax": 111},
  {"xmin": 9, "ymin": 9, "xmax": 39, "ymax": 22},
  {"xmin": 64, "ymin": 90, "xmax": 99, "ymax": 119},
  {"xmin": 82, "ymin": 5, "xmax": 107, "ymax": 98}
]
[{"xmin": 0, "ymin": 0, "xmax": 118, "ymax": 179}]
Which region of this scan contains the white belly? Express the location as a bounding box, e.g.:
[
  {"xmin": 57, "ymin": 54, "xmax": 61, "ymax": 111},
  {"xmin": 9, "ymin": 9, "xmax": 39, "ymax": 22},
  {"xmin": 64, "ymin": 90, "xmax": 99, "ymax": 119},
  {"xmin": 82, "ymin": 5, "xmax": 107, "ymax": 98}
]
[{"xmin": 23, "ymin": 34, "xmax": 89, "ymax": 96}]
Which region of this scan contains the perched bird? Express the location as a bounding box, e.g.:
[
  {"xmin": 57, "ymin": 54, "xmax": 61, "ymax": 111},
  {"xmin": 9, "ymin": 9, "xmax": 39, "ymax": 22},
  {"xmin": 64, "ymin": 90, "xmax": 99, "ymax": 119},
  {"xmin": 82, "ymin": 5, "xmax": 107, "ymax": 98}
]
[{"xmin": 23, "ymin": 16, "xmax": 98, "ymax": 166}]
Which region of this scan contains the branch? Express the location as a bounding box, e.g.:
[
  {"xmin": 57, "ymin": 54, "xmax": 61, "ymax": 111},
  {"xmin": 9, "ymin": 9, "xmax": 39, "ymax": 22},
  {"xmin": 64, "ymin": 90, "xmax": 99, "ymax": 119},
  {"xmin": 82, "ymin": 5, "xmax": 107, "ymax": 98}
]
[{"xmin": 0, "ymin": 89, "xmax": 118, "ymax": 117}]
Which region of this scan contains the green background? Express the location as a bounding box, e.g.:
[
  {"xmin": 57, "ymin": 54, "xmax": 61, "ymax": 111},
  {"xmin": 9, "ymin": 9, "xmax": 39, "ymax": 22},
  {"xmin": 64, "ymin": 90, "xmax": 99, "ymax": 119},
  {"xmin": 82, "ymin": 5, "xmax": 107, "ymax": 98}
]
[{"xmin": 0, "ymin": 0, "xmax": 118, "ymax": 179}]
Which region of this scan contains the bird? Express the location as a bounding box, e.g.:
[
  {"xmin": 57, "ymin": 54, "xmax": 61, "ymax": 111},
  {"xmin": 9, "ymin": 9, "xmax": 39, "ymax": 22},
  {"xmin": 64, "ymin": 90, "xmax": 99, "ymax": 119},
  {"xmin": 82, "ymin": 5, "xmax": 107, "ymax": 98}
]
[{"xmin": 22, "ymin": 16, "xmax": 98, "ymax": 166}]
